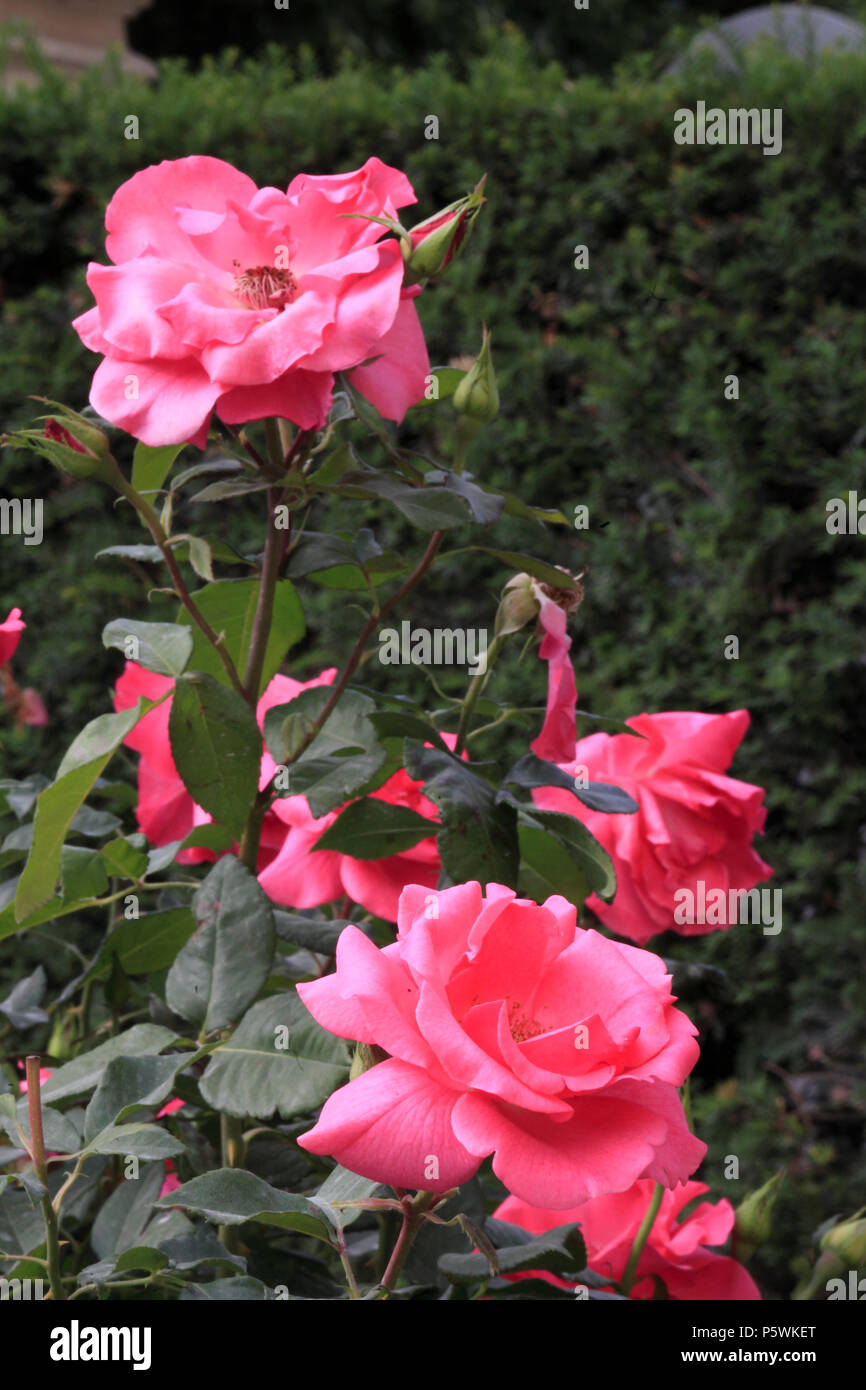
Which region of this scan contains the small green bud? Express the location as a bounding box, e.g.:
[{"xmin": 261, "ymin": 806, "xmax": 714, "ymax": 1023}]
[
  {"xmin": 453, "ymin": 327, "xmax": 498, "ymax": 424},
  {"xmin": 732, "ymin": 1172, "xmax": 783, "ymax": 1262}
]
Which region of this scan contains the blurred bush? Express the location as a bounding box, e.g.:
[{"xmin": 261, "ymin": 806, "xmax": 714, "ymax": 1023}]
[{"xmin": 1, "ymin": 29, "xmax": 864, "ymax": 1293}]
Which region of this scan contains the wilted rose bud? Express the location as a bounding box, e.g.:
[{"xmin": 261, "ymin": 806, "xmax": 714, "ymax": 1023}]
[
  {"xmin": 733, "ymin": 1172, "xmax": 782, "ymax": 1262},
  {"xmin": 403, "ymin": 175, "xmax": 486, "ymax": 283},
  {"xmin": 453, "ymin": 326, "xmax": 498, "ymax": 425},
  {"xmin": 495, "ymin": 572, "xmax": 541, "ymax": 637}
]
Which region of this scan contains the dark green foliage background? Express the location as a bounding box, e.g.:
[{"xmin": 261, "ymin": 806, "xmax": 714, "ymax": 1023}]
[{"xmin": 1, "ymin": 20, "xmax": 864, "ymax": 1295}]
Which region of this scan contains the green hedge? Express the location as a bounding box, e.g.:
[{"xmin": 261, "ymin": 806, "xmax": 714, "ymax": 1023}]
[{"xmin": 1, "ymin": 31, "xmax": 864, "ymax": 1293}]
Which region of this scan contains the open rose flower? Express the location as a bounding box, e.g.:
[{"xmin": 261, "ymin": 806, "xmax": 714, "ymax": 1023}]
[
  {"xmin": 495, "ymin": 1179, "xmax": 761, "ymax": 1299},
  {"xmin": 113, "ymin": 661, "xmax": 336, "ymax": 868},
  {"xmin": 0, "ymin": 607, "xmax": 25, "ymax": 665},
  {"xmin": 297, "ymin": 882, "xmax": 705, "ymax": 1208},
  {"xmin": 533, "ymin": 710, "xmax": 772, "ymax": 946},
  {"xmin": 73, "ymin": 155, "xmax": 430, "ymax": 446}
]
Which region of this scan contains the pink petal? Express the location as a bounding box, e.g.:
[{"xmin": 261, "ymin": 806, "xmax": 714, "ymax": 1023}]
[{"xmin": 296, "ymin": 1057, "xmax": 477, "ymax": 1193}]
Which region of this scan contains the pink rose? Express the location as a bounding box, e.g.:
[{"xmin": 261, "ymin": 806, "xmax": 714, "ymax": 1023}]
[
  {"xmin": 73, "ymin": 155, "xmax": 430, "ymax": 446},
  {"xmin": 533, "ymin": 710, "xmax": 773, "ymax": 946},
  {"xmin": 112, "ymin": 661, "xmax": 336, "ymax": 868},
  {"xmin": 528, "ymin": 581, "xmax": 579, "ymax": 765},
  {"xmin": 259, "ymin": 765, "xmax": 442, "ymax": 924},
  {"xmin": 297, "ymin": 882, "xmax": 705, "ymax": 1208},
  {"xmin": 495, "ymin": 1179, "xmax": 761, "ymax": 1300},
  {"xmin": 0, "ymin": 607, "xmax": 25, "ymax": 665}
]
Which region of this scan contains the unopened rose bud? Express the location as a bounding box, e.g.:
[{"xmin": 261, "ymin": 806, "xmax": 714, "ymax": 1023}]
[
  {"xmin": 403, "ymin": 175, "xmax": 486, "ymax": 284},
  {"xmin": 453, "ymin": 326, "xmax": 498, "ymax": 425},
  {"xmin": 2, "ymin": 402, "xmax": 123, "ymax": 486},
  {"xmin": 733, "ymin": 1172, "xmax": 782, "ymax": 1262},
  {"xmin": 495, "ymin": 573, "xmax": 540, "ymax": 637},
  {"xmin": 820, "ymin": 1213, "xmax": 866, "ymax": 1267}
]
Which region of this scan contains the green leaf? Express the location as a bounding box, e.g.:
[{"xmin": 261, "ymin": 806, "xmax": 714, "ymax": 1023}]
[
  {"xmin": 155, "ymin": 1169, "xmax": 334, "ymax": 1243},
  {"xmin": 13, "ymin": 698, "xmax": 161, "ymax": 922},
  {"xmin": 113, "ymin": 1245, "xmax": 168, "ymax": 1275},
  {"xmin": 84, "ymin": 1054, "xmax": 189, "ymax": 1141},
  {"xmin": 90, "ymin": 1163, "xmax": 165, "ymax": 1259},
  {"xmin": 310, "ymin": 1165, "xmax": 383, "ymax": 1231},
  {"xmin": 102, "ymin": 619, "xmax": 193, "ymax": 679},
  {"xmin": 100, "ymin": 836, "xmax": 149, "ymax": 880},
  {"xmin": 404, "ymin": 742, "xmax": 519, "ymax": 888},
  {"xmin": 425, "ymin": 469, "xmax": 504, "ymax": 524},
  {"xmin": 175, "ymin": 578, "xmax": 304, "ymax": 695},
  {"xmin": 199, "ymin": 991, "xmax": 349, "ymax": 1119},
  {"xmin": 334, "ymin": 469, "xmax": 470, "ymax": 530},
  {"xmin": 469, "ymin": 548, "xmax": 579, "ymax": 590},
  {"xmin": 41, "ymin": 1024, "xmax": 176, "ymax": 1104},
  {"xmin": 272, "ymin": 912, "xmax": 350, "ymax": 954},
  {"xmin": 368, "ymin": 711, "xmax": 449, "ymax": 751},
  {"xmin": 411, "ymin": 365, "xmax": 466, "ymax": 405},
  {"xmin": 519, "ymin": 806, "xmax": 617, "ymax": 901},
  {"xmin": 439, "ymin": 1223, "xmax": 587, "ymax": 1285},
  {"xmin": 503, "ymin": 754, "xmax": 639, "ymax": 813},
  {"xmin": 517, "ymin": 824, "xmax": 589, "ymax": 906},
  {"xmin": 169, "ymin": 673, "xmax": 262, "ymax": 841},
  {"xmin": 60, "ymin": 845, "xmax": 108, "ymax": 901},
  {"xmin": 180, "ymin": 1275, "xmax": 274, "ymax": 1300},
  {"xmin": 314, "ymin": 797, "xmax": 436, "ymax": 859},
  {"xmin": 132, "ymin": 442, "xmax": 184, "ymax": 501},
  {"xmin": 0, "ymin": 965, "xmax": 48, "ymax": 1028},
  {"xmin": 6, "ymin": 1101, "xmax": 82, "ymax": 1155},
  {"xmin": 0, "ymin": 1187, "xmax": 48, "ymax": 1258},
  {"xmin": 110, "ymin": 906, "xmax": 197, "ymax": 975},
  {"xmin": 165, "ymin": 856, "xmax": 275, "ymax": 1033},
  {"xmin": 263, "ymin": 687, "xmax": 385, "ymax": 817},
  {"xmin": 85, "ymin": 1122, "xmax": 185, "ymax": 1160}
]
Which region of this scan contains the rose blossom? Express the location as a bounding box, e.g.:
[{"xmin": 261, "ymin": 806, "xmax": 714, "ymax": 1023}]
[
  {"xmin": 297, "ymin": 881, "xmax": 705, "ymax": 1209},
  {"xmin": 73, "ymin": 155, "xmax": 430, "ymax": 447},
  {"xmin": 495, "ymin": 1179, "xmax": 761, "ymax": 1299},
  {"xmin": 533, "ymin": 710, "xmax": 772, "ymax": 946}
]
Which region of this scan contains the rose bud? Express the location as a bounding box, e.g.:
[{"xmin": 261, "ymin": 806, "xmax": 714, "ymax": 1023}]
[
  {"xmin": 732, "ymin": 1172, "xmax": 782, "ymax": 1262},
  {"xmin": 453, "ymin": 326, "xmax": 498, "ymax": 425},
  {"xmin": 495, "ymin": 573, "xmax": 541, "ymax": 637},
  {"xmin": 403, "ymin": 175, "xmax": 486, "ymax": 283}
]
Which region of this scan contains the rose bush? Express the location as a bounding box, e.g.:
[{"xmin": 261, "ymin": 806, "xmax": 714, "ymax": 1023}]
[
  {"xmin": 495, "ymin": 1179, "xmax": 761, "ymax": 1300},
  {"xmin": 0, "ymin": 152, "xmax": 794, "ymax": 1306},
  {"xmin": 297, "ymin": 881, "xmax": 705, "ymax": 1207},
  {"xmin": 533, "ymin": 710, "xmax": 773, "ymax": 945}
]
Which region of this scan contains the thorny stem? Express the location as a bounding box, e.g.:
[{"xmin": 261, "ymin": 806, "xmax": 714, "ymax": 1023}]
[
  {"xmin": 379, "ymin": 1190, "xmax": 435, "ymax": 1296},
  {"xmin": 26, "ymin": 1057, "xmax": 65, "ymax": 1301}
]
